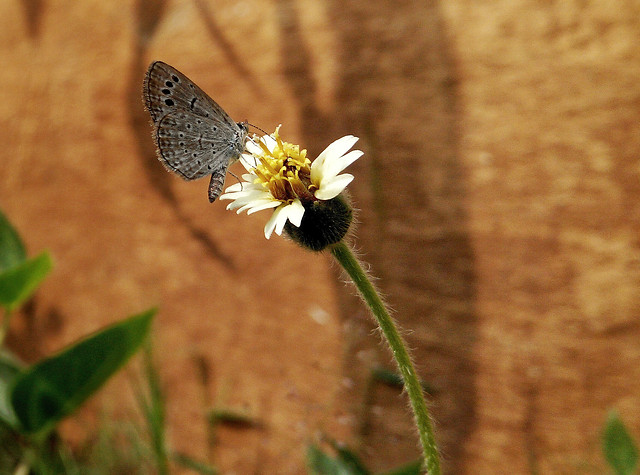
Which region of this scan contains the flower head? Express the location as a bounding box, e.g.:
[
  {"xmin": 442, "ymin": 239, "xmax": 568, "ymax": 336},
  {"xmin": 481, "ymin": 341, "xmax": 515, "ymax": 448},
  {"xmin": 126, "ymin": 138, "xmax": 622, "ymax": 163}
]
[{"xmin": 220, "ymin": 126, "xmax": 362, "ymax": 246}]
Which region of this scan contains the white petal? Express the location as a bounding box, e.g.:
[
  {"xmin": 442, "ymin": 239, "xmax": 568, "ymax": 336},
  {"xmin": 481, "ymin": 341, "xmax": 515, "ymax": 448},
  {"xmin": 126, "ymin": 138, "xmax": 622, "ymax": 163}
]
[
  {"xmin": 264, "ymin": 205, "xmax": 285, "ymax": 239},
  {"xmin": 314, "ymin": 174, "xmax": 354, "ymax": 200},
  {"xmin": 286, "ymin": 199, "xmax": 305, "ymax": 227},
  {"xmin": 274, "ymin": 206, "xmax": 292, "ymax": 235},
  {"xmin": 262, "ymin": 200, "xmax": 306, "ymax": 239},
  {"xmin": 320, "ymin": 150, "xmax": 363, "ymax": 180},
  {"xmin": 221, "ymin": 178, "xmax": 259, "ymax": 194},
  {"xmin": 311, "ymin": 138, "xmax": 356, "ymax": 184},
  {"xmin": 245, "ymin": 141, "xmax": 263, "ymax": 156},
  {"xmin": 245, "ymin": 200, "xmax": 281, "ymax": 214},
  {"xmin": 236, "ymin": 183, "xmax": 265, "ymax": 195},
  {"xmin": 222, "ymin": 182, "xmax": 244, "ymax": 194},
  {"xmin": 223, "ymin": 191, "xmax": 271, "ymax": 210},
  {"xmin": 312, "ymin": 136, "xmax": 358, "ymax": 175},
  {"xmin": 220, "ymin": 187, "xmax": 264, "ymax": 201},
  {"xmin": 233, "ymin": 202, "xmax": 256, "ymax": 213},
  {"xmin": 264, "ymin": 218, "xmax": 277, "ymax": 239},
  {"xmin": 262, "ymin": 134, "xmax": 277, "ymax": 152},
  {"xmin": 231, "ymin": 195, "xmax": 276, "ymax": 212},
  {"xmin": 239, "ymin": 154, "xmax": 258, "ymax": 171},
  {"xmin": 226, "ymin": 198, "xmax": 253, "ymax": 212}
]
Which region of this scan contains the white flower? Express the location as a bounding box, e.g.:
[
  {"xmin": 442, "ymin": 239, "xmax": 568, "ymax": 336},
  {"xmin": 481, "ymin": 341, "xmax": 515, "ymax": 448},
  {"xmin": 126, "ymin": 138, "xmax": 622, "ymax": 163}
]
[
  {"xmin": 310, "ymin": 135, "xmax": 362, "ymax": 200},
  {"xmin": 220, "ymin": 127, "xmax": 362, "ymax": 239}
]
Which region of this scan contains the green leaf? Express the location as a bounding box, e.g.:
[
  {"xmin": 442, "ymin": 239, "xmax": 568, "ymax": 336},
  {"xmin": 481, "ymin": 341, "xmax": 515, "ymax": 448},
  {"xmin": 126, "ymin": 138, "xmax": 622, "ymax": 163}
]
[
  {"xmin": 0, "ymin": 350, "xmax": 23, "ymax": 428},
  {"xmin": 172, "ymin": 452, "xmax": 218, "ymax": 475},
  {"xmin": 379, "ymin": 459, "xmax": 424, "ymax": 475},
  {"xmin": 0, "ymin": 418, "xmax": 24, "ymax": 474},
  {"xmin": 329, "ymin": 440, "xmax": 370, "ymax": 475},
  {"xmin": 603, "ymin": 410, "xmax": 639, "ymax": 475},
  {"xmin": 307, "ymin": 444, "xmax": 369, "ymax": 475},
  {"xmin": 0, "ymin": 251, "xmax": 52, "ymax": 311},
  {"xmin": 0, "ymin": 209, "xmax": 26, "ymax": 273},
  {"xmin": 10, "ymin": 309, "xmax": 156, "ymax": 435},
  {"xmin": 138, "ymin": 341, "xmax": 169, "ymax": 475},
  {"xmin": 307, "ymin": 444, "xmax": 351, "ymax": 475}
]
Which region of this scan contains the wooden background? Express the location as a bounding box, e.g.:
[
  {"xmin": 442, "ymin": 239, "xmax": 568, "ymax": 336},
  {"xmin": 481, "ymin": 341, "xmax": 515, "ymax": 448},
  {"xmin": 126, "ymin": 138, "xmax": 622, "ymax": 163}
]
[{"xmin": 1, "ymin": 0, "xmax": 639, "ymax": 473}]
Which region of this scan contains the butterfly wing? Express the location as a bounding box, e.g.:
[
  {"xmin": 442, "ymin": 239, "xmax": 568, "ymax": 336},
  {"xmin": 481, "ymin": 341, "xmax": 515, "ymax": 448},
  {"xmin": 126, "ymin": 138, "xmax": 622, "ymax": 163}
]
[
  {"xmin": 143, "ymin": 61, "xmax": 248, "ymax": 199},
  {"xmin": 143, "ymin": 61, "xmax": 237, "ymax": 129},
  {"xmin": 155, "ymin": 110, "xmax": 241, "ymax": 180}
]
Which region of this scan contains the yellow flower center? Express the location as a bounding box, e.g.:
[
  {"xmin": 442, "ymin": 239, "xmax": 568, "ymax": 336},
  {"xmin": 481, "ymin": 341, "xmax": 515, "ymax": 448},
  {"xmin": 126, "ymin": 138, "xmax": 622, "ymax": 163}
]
[{"xmin": 251, "ymin": 126, "xmax": 314, "ymax": 202}]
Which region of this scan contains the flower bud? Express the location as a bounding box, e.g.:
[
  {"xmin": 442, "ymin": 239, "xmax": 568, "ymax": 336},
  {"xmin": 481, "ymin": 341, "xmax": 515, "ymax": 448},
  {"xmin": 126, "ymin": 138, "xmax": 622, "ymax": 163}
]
[{"xmin": 284, "ymin": 194, "xmax": 352, "ymax": 251}]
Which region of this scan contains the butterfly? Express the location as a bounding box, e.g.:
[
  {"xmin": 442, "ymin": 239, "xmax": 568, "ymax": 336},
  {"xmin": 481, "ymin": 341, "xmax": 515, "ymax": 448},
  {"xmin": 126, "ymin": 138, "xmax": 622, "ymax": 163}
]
[{"xmin": 143, "ymin": 61, "xmax": 248, "ymax": 202}]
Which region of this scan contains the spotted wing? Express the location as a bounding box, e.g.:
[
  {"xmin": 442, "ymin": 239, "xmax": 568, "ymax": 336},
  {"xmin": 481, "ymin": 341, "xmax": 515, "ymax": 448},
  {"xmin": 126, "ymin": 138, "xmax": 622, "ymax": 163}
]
[
  {"xmin": 154, "ymin": 110, "xmax": 239, "ymax": 180},
  {"xmin": 143, "ymin": 61, "xmax": 237, "ymax": 128}
]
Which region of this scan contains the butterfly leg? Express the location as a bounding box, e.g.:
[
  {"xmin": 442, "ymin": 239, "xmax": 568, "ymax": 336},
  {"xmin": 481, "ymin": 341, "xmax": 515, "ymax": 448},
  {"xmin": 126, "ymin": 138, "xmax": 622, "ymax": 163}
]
[{"xmin": 228, "ymin": 170, "xmax": 245, "ymax": 190}]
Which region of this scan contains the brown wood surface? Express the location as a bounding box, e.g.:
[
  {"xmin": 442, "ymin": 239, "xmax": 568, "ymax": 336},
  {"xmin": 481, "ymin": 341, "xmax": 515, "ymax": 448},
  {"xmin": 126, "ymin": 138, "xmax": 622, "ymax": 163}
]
[{"xmin": 1, "ymin": 1, "xmax": 639, "ymax": 473}]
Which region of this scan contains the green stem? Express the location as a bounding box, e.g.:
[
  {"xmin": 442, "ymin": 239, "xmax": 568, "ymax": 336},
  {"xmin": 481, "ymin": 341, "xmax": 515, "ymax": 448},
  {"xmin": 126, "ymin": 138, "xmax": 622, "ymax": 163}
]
[{"xmin": 330, "ymin": 241, "xmax": 440, "ymax": 475}]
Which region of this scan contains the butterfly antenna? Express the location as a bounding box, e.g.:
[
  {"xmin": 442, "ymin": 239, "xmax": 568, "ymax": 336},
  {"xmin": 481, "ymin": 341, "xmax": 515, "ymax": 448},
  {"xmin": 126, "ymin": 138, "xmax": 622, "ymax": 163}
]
[{"xmin": 247, "ymin": 122, "xmax": 270, "ymax": 136}]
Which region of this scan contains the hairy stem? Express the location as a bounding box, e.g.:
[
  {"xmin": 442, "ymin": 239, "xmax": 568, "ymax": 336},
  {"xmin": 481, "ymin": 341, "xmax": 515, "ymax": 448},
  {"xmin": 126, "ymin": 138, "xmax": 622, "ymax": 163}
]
[{"xmin": 330, "ymin": 241, "xmax": 440, "ymax": 474}]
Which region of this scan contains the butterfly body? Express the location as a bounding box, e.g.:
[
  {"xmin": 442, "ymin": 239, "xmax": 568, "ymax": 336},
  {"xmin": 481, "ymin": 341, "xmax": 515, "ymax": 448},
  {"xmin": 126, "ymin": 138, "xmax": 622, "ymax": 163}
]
[{"xmin": 143, "ymin": 61, "xmax": 248, "ymax": 202}]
